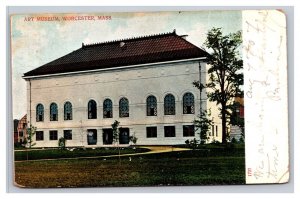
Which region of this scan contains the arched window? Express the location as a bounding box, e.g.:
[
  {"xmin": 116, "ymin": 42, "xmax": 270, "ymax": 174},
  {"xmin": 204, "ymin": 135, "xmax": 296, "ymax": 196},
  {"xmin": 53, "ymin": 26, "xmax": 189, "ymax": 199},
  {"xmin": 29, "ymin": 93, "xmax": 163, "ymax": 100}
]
[
  {"xmin": 103, "ymin": 99, "xmax": 113, "ymax": 118},
  {"xmin": 164, "ymin": 94, "xmax": 175, "ymax": 115},
  {"xmin": 64, "ymin": 101, "xmax": 72, "ymax": 120},
  {"xmin": 36, "ymin": 104, "xmax": 44, "ymax": 122},
  {"xmin": 146, "ymin": 95, "xmax": 157, "ymax": 116},
  {"xmin": 183, "ymin": 92, "xmax": 195, "ymax": 114},
  {"xmin": 50, "ymin": 103, "xmax": 58, "ymax": 121},
  {"xmin": 119, "ymin": 97, "xmax": 129, "ymax": 117},
  {"xmin": 88, "ymin": 100, "xmax": 97, "ymax": 119}
]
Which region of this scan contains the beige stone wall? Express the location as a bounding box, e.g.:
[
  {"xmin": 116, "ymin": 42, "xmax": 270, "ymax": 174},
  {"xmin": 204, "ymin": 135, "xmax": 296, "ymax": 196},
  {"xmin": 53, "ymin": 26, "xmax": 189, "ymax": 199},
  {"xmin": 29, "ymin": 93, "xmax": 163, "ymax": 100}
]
[{"xmin": 26, "ymin": 60, "xmax": 221, "ymax": 147}]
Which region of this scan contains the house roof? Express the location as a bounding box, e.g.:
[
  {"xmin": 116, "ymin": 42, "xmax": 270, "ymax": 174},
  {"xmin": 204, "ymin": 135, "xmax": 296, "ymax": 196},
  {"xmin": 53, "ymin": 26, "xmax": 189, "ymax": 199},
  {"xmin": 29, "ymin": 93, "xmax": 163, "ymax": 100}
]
[{"xmin": 23, "ymin": 30, "xmax": 208, "ymax": 77}]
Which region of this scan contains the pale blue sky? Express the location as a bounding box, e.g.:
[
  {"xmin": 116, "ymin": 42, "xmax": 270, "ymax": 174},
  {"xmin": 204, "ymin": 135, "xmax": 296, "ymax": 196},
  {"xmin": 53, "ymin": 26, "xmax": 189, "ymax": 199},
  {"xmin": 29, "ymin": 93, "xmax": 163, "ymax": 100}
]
[{"xmin": 11, "ymin": 11, "xmax": 241, "ymax": 119}]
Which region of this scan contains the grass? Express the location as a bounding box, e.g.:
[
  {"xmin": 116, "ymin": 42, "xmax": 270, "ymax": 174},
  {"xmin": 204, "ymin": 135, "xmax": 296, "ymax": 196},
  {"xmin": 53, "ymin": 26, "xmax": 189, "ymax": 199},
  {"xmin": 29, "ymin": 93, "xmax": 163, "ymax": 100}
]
[
  {"xmin": 14, "ymin": 146, "xmax": 245, "ymax": 187},
  {"xmin": 14, "ymin": 147, "xmax": 150, "ymax": 161}
]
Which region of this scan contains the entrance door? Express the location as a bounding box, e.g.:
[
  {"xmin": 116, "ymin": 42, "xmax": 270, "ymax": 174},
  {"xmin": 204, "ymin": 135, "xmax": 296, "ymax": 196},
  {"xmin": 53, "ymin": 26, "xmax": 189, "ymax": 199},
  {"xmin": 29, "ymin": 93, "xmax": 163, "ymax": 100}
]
[
  {"xmin": 119, "ymin": 128, "xmax": 130, "ymax": 144},
  {"xmin": 103, "ymin": 129, "xmax": 113, "ymax": 145},
  {"xmin": 87, "ymin": 129, "xmax": 97, "ymax": 145}
]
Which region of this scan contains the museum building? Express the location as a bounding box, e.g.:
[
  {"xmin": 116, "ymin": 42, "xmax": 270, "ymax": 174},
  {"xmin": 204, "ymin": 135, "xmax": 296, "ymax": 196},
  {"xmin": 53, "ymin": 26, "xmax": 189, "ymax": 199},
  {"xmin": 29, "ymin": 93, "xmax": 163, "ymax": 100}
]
[{"xmin": 23, "ymin": 30, "xmax": 222, "ymax": 147}]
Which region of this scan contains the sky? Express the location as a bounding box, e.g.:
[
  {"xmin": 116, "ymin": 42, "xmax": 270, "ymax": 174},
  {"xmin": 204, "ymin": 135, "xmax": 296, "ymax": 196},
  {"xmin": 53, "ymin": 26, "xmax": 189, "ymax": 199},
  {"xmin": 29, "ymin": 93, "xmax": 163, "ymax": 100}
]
[{"xmin": 11, "ymin": 10, "xmax": 242, "ymax": 119}]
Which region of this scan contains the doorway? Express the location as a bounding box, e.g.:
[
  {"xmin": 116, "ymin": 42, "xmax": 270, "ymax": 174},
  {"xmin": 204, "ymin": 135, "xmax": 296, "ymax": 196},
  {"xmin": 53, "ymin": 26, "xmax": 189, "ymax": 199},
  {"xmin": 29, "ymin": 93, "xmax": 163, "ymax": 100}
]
[
  {"xmin": 103, "ymin": 129, "xmax": 113, "ymax": 145},
  {"xmin": 87, "ymin": 129, "xmax": 97, "ymax": 145},
  {"xmin": 119, "ymin": 128, "xmax": 130, "ymax": 144}
]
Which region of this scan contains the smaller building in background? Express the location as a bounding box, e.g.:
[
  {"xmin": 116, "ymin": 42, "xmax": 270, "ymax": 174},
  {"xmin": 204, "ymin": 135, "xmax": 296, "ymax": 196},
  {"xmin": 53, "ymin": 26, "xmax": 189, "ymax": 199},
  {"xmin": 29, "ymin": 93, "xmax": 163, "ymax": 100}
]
[
  {"xmin": 229, "ymin": 96, "xmax": 244, "ymax": 142},
  {"xmin": 13, "ymin": 119, "xmax": 19, "ymax": 144},
  {"xmin": 17, "ymin": 114, "xmax": 27, "ymax": 144}
]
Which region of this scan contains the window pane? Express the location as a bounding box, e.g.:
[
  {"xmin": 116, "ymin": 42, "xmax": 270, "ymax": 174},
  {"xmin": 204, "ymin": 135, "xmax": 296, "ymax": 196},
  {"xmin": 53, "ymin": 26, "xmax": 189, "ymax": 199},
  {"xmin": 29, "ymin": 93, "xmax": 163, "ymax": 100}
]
[
  {"xmin": 164, "ymin": 126, "xmax": 175, "ymax": 137},
  {"xmin": 64, "ymin": 130, "xmax": 72, "ymax": 140},
  {"xmin": 103, "ymin": 99, "xmax": 113, "ymax": 118},
  {"xmin": 164, "ymin": 94, "xmax": 175, "ymax": 115},
  {"xmin": 64, "ymin": 102, "xmax": 72, "ymax": 120},
  {"xmin": 119, "ymin": 98, "xmax": 129, "ymax": 117},
  {"xmin": 146, "ymin": 127, "xmax": 157, "ymax": 138},
  {"xmin": 88, "ymin": 100, "xmax": 97, "ymax": 119},
  {"xmin": 147, "ymin": 96, "xmax": 157, "ymax": 116},
  {"xmin": 49, "ymin": 130, "xmax": 58, "ymax": 140},
  {"xmin": 36, "ymin": 104, "xmax": 44, "ymax": 122},
  {"xmin": 36, "ymin": 131, "xmax": 44, "ymax": 141},
  {"xmin": 183, "ymin": 93, "xmax": 195, "ymax": 114},
  {"xmin": 183, "ymin": 125, "xmax": 195, "ymax": 137},
  {"xmin": 50, "ymin": 103, "xmax": 58, "ymax": 121}
]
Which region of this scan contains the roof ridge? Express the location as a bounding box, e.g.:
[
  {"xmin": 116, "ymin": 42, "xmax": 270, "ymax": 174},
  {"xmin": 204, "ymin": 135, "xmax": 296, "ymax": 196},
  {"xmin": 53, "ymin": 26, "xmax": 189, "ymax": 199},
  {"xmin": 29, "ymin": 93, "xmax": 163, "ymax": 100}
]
[{"xmin": 82, "ymin": 30, "xmax": 177, "ymax": 48}]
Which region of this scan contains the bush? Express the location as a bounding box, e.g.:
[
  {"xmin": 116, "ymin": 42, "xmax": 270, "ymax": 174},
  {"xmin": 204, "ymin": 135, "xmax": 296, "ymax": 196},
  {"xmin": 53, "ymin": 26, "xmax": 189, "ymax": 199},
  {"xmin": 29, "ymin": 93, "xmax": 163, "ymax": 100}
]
[
  {"xmin": 14, "ymin": 142, "xmax": 25, "ymax": 149},
  {"xmin": 129, "ymin": 135, "xmax": 138, "ymax": 145},
  {"xmin": 231, "ymin": 137, "xmax": 237, "ymax": 143},
  {"xmin": 211, "ymin": 139, "xmax": 221, "ymax": 145},
  {"xmin": 239, "ymin": 137, "xmax": 244, "ymax": 143},
  {"xmin": 58, "ymin": 137, "xmax": 66, "ymax": 150},
  {"xmin": 185, "ymin": 138, "xmax": 199, "ymax": 149}
]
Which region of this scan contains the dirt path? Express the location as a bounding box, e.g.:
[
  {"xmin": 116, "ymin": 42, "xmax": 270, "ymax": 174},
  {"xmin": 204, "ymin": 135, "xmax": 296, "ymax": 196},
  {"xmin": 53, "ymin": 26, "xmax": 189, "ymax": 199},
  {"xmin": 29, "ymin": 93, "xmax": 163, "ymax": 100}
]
[{"xmin": 14, "ymin": 146, "xmax": 191, "ymax": 163}]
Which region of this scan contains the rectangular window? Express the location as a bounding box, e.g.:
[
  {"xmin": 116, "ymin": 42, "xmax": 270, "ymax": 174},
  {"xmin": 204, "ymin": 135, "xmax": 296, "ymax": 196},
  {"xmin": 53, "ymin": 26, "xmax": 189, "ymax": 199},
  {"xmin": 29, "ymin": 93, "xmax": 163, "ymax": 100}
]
[
  {"xmin": 211, "ymin": 125, "xmax": 214, "ymax": 136},
  {"xmin": 19, "ymin": 131, "xmax": 23, "ymax": 137},
  {"xmin": 146, "ymin": 127, "xmax": 157, "ymax": 138},
  {"xmin": 36, "ymin": 131, "xmax": 44, "ymax": 141},
  {"xmin": 164, "ymin": 126, "xmax": 175, "ymax": 137},
  {"xmin": 216, "ymin": 126, "xmax": 218, "ymax": 137},
  {"xmin": 64, "ymin": 130, "xmax": 72, "ymax": 140},
  {"xmin": 183, "ymin": 125, "xmax": 195, "ymax": 137},
  {"xmin": 49, "ymin": 130, "xmax": 58, "ymax": 140}
]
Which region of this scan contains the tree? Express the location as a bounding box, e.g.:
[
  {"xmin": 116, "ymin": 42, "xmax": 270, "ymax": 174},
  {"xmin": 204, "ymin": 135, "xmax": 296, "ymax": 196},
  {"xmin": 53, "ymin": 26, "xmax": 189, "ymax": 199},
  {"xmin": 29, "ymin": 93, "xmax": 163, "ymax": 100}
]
[
  {"xmin": 193, "ymin": 28, "xmax": 243, "ymax": 144},
  {"xmin": 194, "ymin": 110, "xmax": 212, "ymax": 144},
  {"xmin": 111, "ymin": 120, "xmax": 121, "ymax": 162},
  {"xmin": 24, "ymin": 124, "xmax": 36, "ymax": 148},
  {"xmin": 23, "ymin": 124, "xmax": 36, "ymax": 161},
  {"xmin": 58, "ymin": 137, "xmax": 66, "ymax": 150}
]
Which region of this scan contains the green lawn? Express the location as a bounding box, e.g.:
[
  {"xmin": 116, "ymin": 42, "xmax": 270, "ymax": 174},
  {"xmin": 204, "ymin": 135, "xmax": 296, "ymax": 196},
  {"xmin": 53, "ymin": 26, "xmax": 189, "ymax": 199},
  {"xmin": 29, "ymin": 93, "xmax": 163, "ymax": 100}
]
[{"xmin": 14, "ymin": 147, "xmax": 245, "ymax": 188}]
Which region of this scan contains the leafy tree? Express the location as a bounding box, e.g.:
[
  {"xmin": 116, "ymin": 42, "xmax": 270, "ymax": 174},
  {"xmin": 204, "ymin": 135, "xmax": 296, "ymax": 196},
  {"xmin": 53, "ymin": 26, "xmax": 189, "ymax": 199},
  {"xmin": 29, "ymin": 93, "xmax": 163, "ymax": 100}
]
[
  {"xmin": 194, "ymin": 110, "xmax": 212, "ymax": 144},
  {"xmin": 111, "ymin": 120, "xmax": 121, "ymax": 162},
  {"xmin": 193, "ymin": 28, "xmax": 243, "ymax": 144},
  {"xmin": 23, "ymin": 124, "xmax": 36, "ymax": 161},
  {"xmin": 24, "ymin": 124, "xmax": 36, "ymax": 148}
]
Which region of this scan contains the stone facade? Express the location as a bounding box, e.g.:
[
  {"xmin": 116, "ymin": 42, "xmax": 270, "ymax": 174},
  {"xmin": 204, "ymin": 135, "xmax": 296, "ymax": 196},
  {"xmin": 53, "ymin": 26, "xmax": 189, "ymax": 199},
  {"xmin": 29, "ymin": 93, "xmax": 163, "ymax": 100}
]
[{"xmin": 26, "ymin": 60, "xmax": 222, "ymax": 147}]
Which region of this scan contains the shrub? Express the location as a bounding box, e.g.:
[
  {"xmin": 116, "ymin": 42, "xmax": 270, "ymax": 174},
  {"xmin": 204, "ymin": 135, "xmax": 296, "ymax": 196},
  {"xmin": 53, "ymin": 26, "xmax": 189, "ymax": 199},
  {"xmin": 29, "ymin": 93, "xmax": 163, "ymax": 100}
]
[
  {"xmin": 185, "ymin": 138, "xmax": 199, "ymax": 149},
  {"xmin": 129, "ymin": 135, "xmax": 138, "ymax": 145},
  {"xmin": 231, "ymin": 137, "xmax": 237, "ymax": 143},
  {"xmin": 239, "ymin": 137, "xmax": 244, "ymax": 143},
  {"xmin": 58, "ymin": 137, "xmax": 66, "ymax": 150}
]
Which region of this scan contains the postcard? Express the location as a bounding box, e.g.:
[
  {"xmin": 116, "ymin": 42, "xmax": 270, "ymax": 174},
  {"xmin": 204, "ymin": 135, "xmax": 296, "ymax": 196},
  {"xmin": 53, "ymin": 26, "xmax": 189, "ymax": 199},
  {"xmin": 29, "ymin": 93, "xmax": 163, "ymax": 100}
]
[{"xmin": 10, "ymin": 10, "xmax": 288, "ymax": 188}]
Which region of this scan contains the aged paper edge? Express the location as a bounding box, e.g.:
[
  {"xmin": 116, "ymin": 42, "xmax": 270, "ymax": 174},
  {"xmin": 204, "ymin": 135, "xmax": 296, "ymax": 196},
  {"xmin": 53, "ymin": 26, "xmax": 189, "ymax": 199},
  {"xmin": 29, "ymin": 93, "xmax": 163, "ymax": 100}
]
[{"xmin": 243, "ymin": 10, "xmax": 289, "ymax": 184}]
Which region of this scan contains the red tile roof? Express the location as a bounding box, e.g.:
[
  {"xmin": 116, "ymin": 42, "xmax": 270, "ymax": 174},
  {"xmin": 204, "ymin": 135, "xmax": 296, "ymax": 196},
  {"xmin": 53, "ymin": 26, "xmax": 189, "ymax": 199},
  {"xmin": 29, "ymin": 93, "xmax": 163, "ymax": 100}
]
[{"xmin": 24, "ymin": 31, "xmax": 208, "ymax": 77}]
